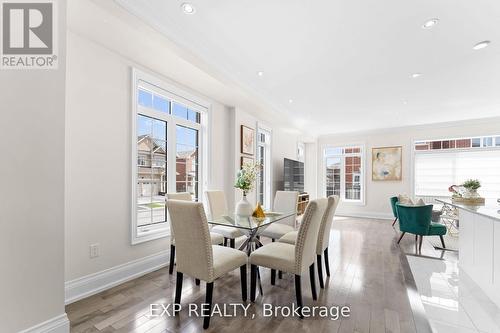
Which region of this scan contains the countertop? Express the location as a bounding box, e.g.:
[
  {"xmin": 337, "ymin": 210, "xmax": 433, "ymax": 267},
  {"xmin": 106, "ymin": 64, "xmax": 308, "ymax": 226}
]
[{"xmin": 436, "ymin": 198, "xmax": 500, "ymax": 221}]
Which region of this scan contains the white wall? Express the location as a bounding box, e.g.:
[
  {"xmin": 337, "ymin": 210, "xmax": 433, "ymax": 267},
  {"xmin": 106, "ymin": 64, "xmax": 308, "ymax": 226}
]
[
  {"xmin": 0, "ymin": 1, "xmax": 68, "ymax": 331},
  {"xmin": 65, "ymin": 0, "xmax": 302, "ymax": 287},
  {"xmin": 316, "ymin": 118, "xmax": 500, "ymax": 219},
  {"xmin": 65, "ymin": 30, "xmax": 233, "ymax": 281}
]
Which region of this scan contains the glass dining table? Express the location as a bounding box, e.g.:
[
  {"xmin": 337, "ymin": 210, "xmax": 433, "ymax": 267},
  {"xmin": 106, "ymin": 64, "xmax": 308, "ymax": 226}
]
[
  {"xmin": 206, "ymin": 211, "xmax": 296, "ymax": 296},
  {"xmin": 207, "ymin": 211, "xmax": 296, "ymax": 254}
]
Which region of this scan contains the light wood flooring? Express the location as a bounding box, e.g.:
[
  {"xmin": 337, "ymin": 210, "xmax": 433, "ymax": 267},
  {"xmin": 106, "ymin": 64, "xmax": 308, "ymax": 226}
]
[{"xmin": 66, "ymin": 217, "xmax": 429, "ymax": 333}]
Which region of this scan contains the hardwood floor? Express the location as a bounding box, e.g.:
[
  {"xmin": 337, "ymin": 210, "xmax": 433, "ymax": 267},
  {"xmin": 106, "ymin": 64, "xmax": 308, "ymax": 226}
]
[{"xmin": 66, "ymin": 217, "xmax": 427, "ymax": 332}]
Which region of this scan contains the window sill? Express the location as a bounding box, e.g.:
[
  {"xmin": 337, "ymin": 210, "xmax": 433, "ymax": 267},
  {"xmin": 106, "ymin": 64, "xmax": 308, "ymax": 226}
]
[{"xmin": 132, "ymin": 226, "xmax": 170, "ymax": 245}]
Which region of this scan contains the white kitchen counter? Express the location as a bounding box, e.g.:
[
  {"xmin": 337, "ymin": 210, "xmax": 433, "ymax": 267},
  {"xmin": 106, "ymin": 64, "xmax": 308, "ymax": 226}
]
[{"xmin": 436, "ymin": 199, "xmax": 500, "ymax": 308}]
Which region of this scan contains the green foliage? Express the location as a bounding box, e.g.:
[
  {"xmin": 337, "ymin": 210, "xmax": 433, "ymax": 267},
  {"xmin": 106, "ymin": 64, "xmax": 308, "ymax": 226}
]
[
  {"xmin": 234, "ymin": 162, "xmax": 261, "ymax": 194},
  {"xmin": 462, "ymin": 179, "xmax": 481, "ymax": 190}
]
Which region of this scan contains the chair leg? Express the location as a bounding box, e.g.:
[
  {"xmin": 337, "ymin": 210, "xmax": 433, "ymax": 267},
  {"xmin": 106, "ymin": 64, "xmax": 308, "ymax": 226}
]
[
  {"xmin": 230, "ymin": 238, "xmax": 235, "ymax": 248},
  {"xmin": 324, "ymin": 248, "xmax": 330, "ymax": 277},
  {"xmin": 392, "ymin": 217, "xmax": 398, "ymax": 227},
  {"xmin": 169, "ymin": 244, "xmax": 175, "ymax": 275},
  {"xmin": 250, "ymin": 265, "xmax": 257, "ymax": 302},
  {"xmin": 419, "ymin": 236, "xmax": 423, "ymax": 254},
  {"xmin": 240, "ymin": 265, "xmax": 247, "ymax": 301},
  {"xmin": 203, "ymin": 282, "xmax": 214, "ymax": 329},
  {"xmin": 195, "ymin": 279, "xmax": 200, "ymax": 286},
  {"xmin": 272, "ymin": 238, "xmax": 275, "ymax": 242},
  {"xmin": 317, "ymin": 254, "xmax": 324, "ymax": 289},
  {"xmin": 278, "ymin": 271, "xmax": 283, "ymax": 279},
  {"xmin": 271, "ymin": 269, "xmax": 276, "ymax": 285},
  {"xmin": 309, "ymin": 263, "xmax": 317, "ymax": 301},
  {"xmin": 439, "ymin": 235, "xmax": 446, "ymax": 248},
  {"xmin": 397, "ymin": 232, "xmax": 406, "ymax": 244},
  {"xmin": 174, "ymin": 272, "xmax": 183, "ymax": 314},
  {"xmin": 224, "ymin": 237, "xmax": 228, "ymax": 246},
  {"xmin": 294, "ymin": 275, "xmax": 303, "ymax": 319}
]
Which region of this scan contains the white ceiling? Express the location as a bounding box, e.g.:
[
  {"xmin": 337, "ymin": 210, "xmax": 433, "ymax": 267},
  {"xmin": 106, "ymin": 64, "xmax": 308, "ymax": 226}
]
[{"xmin": 115, "ymin": 0, "xmax": 500, "ymax": 135}]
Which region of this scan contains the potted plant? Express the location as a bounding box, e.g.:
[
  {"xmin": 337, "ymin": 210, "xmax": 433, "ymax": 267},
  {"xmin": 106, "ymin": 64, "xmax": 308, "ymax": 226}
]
[
  {"xmin": 462, "ymin": 179, "xmax": 481, "ymax": 198},
  {"xmin": 234, "ymin": 162, "xmax": 261, "ymax": 216}
]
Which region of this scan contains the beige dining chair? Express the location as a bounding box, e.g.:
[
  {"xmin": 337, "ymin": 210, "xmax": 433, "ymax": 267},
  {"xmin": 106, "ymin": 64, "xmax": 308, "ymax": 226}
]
[
  {"xmin": 166, "ymin": 192, "xmax": 224, "ymax": 275},
  {"xmin": 167, "ymin": 199, "xmax": 248, "ymax": 329},
  {"xmin": 205, "ymin": 190, "xmax": 244, "ymax": 248},
  {"xmin": 249, "ymin": 198, "xmax": 328, "ymax": 317},
  {"xmin": 259, "ymin": 191, "xmax": 299, "ymax": 241},
  {"xmin": 279, "ymin": 195, "xmax": 340, "ymax": 288}
]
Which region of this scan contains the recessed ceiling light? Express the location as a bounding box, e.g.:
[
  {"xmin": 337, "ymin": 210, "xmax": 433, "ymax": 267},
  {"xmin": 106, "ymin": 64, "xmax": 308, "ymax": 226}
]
[
  {"xmin": 411, "ymin": 73, "xmax": 422, "ymax": 78},
  {"xmin": 472, "ymin": 40, "xmax": 491, "ymax": 50},
  {"xmin": 288, "ymin": 99, "xmax": 293, "ymax": 104},
  {"xmin": 181, "ymin": 3, "xmax": 195, "ymax": 14},
  {"xmin": 257, "ymin": 71, "xmax": 264, "ymax": 77},
  {"xmin": 422, "ymin": 18, "xmax": 439, "ymax": 29}
]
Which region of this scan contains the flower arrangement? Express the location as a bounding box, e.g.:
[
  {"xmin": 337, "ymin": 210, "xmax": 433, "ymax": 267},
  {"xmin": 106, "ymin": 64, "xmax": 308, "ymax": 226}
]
[{"xmin": 234, "ymin": 162, "xmax": 261, "ymax": 195}]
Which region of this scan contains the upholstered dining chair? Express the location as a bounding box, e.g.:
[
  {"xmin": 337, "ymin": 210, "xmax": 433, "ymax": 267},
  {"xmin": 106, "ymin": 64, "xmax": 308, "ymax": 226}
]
[
  {"xmin": 259, "ymin": 191, "xmax": 299, "ymax": 241},
  {"xmin": 390, "ymin": 196, "xmax": 399, "ymax": 226},
  {"xmin": 205, "ymin": 190, "xmax": 244, "ymax": 248},
  {"xmin": 167, "ymin": 200, "xmax": 247, "ymax": 329},
  {"xmin": 396, "ymin": 203, "xmax": 447, "ymax": 253},
  {"xmin": 279, "ymin": 195, "xmax": 340, "ymax": 288},
  {"xmin": 249, "ymin": 198, "xmax": 328, "ymax": 317},
  {"xmin": 166, "ymin": 192, "xmax": 224, "ymax": 275}
]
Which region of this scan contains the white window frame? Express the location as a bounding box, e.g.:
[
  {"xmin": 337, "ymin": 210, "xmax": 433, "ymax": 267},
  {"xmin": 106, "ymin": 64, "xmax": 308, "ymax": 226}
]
[
  {"xmin": 321, "ymin": 144, "xmax": 366, "ymax": 205},
  {"xmin": 131, "ymin": 68, "xmax": 210, "ymax": 245},
  {"xmin": 256, "ymin": 125, "xmax": 272, "ymax": 209}
]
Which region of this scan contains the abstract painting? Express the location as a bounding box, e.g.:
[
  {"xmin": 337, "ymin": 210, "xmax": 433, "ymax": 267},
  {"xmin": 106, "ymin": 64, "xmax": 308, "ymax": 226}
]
[
  {"xmin": 240, "ymin": 125, "xmax": 255, "ymax": 155},
  {"xmin": 372, "ymin": 146, "xmax": 402, "ymax": 181}
]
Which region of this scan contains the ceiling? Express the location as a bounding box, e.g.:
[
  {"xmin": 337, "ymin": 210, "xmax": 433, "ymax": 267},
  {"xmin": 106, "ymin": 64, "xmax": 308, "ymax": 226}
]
[{"xmin": 115, "ymin": 0, "xmax": 500, "ymax": 136}]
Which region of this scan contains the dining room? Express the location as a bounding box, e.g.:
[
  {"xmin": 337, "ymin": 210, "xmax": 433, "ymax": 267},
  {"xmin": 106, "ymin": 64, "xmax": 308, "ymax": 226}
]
[{"xmin": 4, "ymin": 0, "xmax": 500, "ymax": 332}]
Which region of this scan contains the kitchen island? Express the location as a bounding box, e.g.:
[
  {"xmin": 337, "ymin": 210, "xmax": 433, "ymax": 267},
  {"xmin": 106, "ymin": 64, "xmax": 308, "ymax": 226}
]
[{"xmin": 436, "ymin": 199, "xmax": 500, "ymax": 307}]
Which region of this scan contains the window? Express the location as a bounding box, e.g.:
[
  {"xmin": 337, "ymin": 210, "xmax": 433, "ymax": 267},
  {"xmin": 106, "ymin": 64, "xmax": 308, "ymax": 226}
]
[
  {"xmin": 324, "ymin": 146, "xmax": 364, "ymax": 202},
  {"xmin": 132, "ymin": 70, "xmax": 206, "ymax": 244},
  {"xmin": 414, "ymin": 136, "xmax": 500, "ymax": 200},
  {"xmin": 256, "ymin": 128, "xmax": 272, "ymax": 209}
]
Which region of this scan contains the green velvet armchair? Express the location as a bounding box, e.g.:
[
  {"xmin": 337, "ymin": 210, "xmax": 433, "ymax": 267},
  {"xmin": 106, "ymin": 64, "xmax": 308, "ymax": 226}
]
[
  {"xmin": 390, "ymin": 196, "xmax": 399, "ymax": 226},
  {"xmin": 395, "ymin": 203, "xmax": 447, "ymax": 252}
]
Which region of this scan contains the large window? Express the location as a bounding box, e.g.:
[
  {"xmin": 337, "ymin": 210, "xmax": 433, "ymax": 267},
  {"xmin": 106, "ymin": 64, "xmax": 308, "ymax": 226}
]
[
  {"xmin": 132, "ymin": 70, "xmax": 206, "ymax": 244},
  {"xmin": 324, "ymin": 146, "xmax": 364, "ymax": 202},
  {"xmin": 256, "ymin": 128, "xmax": 272, "ymax": 209},
  {"xmin": 414, "ymin": 136, "xmax": 500, "ymax": 200}
]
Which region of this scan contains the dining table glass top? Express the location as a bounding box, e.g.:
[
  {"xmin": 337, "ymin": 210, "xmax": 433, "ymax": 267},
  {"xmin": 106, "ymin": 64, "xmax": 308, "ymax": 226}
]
[{"xmin": 207, "ymin": 211, "xmax": 296, "ymax": 231}]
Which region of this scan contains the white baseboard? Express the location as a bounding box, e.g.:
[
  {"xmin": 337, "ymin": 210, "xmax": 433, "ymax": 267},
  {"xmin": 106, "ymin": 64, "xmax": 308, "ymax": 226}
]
[
  {"xmin": 19, "ymin": 313, "xmax": 69, "ymax": 333},
  {"xmin": 337, "ymin": 212, "xmax": 394, "ymax": 220},
  {"xmin": 65, "ymin": 250, "xmax": 169, "ymax": 304}
]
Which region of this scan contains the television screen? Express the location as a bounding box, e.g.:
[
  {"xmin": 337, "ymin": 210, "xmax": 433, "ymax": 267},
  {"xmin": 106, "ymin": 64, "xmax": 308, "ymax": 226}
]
[{"xmin": 284, "ymin": 158, "xmax": 304, "ymax": 193}]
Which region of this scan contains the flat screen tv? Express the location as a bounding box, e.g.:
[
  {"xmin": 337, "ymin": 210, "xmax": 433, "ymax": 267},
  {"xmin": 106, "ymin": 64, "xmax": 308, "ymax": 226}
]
[{"xmin": 284, "ymin": 158, "xmax": 304, "ymax": 193}]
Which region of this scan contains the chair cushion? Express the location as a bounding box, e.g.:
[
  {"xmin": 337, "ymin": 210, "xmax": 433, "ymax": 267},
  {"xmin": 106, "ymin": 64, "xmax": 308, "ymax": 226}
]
[
  {"xmin": 211, "ymin": 225, "xmax": 244, "ymax": 238},
  {"xmin": 210, "ymin": 232, "xmax": 225, "ymax": 245},
  {"xmin": 278, "ymin": 231, "xmax": 298, "ymax": 245},
  {"xmin": 428, "ymin": 222, "xmax": 447, "ymax": 236},
  {"xmin": 259, "ymin": 223, "xmax": 295, "ymax": 239},
  {"xmin": 212, "ymin": 245, "xmax": 247, "ymax": 280},
  {"xmin": 249, "ymin": 242, "xmax": 297, "ymax": 274}
]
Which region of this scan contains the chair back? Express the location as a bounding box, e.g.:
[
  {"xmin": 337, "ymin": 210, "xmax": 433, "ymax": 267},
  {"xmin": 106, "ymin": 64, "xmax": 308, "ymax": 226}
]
[
  {"xmin": 166, "ymin": 192, "xmax": 192, "ymax": 241},
  {"xmin": 166, "ymin": 192, "xmax": 192, "ymax": 201},
  {"xmin": 273, "ymin": 191, "xmax": 299, "ymax": 226},
  {"xmin": 166, "ymin": 200, "xmax": 214, "ymax": 281},
  {"xmin": 294, "ymin": 198, "xmax": 328, "ymax": 273},
  {"xmin": 390, "ymin": 196, "xmax": 399, "ymax": 218},
  {"xmin": 205, "ymin": 190, "xmax": 228, "ymax": 219},
  {"xmin": 396, "ymin": 203, "xmax": 433, "ymax": 235},
  {"xmin": 317, "ymin": 195, "xmax": 340, "ymax": 254}
]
